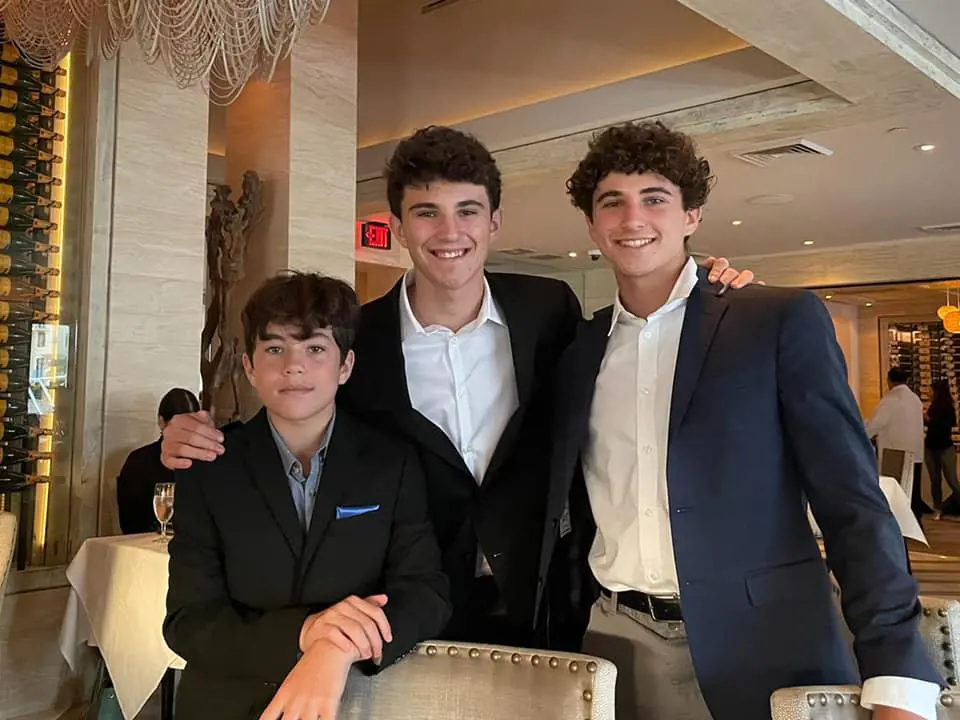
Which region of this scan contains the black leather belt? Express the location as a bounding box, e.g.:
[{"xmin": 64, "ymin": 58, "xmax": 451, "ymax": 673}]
[{"xmin": 602, "ymin": 588, "xmax": 683, "ymax": 622}]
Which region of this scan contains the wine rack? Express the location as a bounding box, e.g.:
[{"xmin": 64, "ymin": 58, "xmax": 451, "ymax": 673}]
[
  {"xmin": 0, "ymin": 38, "xmax": 68, "ymax": 570},
  {"xmin": 887, "ymin": 321, "xmax": 960, "ymax": 446}
]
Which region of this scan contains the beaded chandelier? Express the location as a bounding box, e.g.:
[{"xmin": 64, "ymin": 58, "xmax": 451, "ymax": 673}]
[{"xmin": 0, "ymin": 0, "xmax": 331, "ymax": 103}]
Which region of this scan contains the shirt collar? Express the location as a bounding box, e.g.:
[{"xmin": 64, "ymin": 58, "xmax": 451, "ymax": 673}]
[
  {"xmin": 608, "ymin": 257, "xmax": 700, "ymax": 337},
  {"xmin": 267, "ymin": 408, "xmax": 336, "ymax": 477},
  {"xmin": 399, "ymin": 271, "xmax": 506, "ymax": 341}
]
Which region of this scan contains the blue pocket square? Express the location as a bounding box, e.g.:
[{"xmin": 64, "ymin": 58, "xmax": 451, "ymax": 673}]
[{"xmin": 336, "ymin": 504, "xmax": 380, "ymax": 520}]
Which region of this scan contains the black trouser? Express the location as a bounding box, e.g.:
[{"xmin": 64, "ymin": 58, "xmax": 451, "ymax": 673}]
[
  {"xmin": 443, "ymin": 576, "xmax": 532, "ymax": 647},
  {"xmin": 911, "ymin": 462, "xmax": 932, "ymax": 519}
]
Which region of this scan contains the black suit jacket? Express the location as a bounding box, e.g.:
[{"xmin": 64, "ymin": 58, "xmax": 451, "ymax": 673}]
[
  {"xmin": 547, "ymin": 269, "xmax": 941, "ymax": 720},
  {"xmin": 164, "ymin": 409, "xmax": 450, "ymax": 720},
  {"xmin": 116, "ymin": 439, "xmax": 172, "ymax": 534},
  {"xmin": 341, "ymin": 272, "xmax": 581, "ymax": 647}
]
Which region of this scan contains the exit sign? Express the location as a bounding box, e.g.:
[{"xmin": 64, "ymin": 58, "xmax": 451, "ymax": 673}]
[{"xmin": 360, "ymin": 221, "xmax": 391, "ymax": 250}]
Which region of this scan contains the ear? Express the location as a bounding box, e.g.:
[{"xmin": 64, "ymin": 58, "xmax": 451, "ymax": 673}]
[
  {"xmin": 389, "ymin": 213, "xmax": 407, "ymax": 249},
  {"xmin": 242, "ymin": 353, "xmax": 257, "ymax": 389},
  {"xmin": 489, "ymin": 207, "xmax": 502, "ymax": 242},
  {"xmin": 684, "ymin": 207, "xmax": 703, "ymax": 237},
  {"xmin": 338, "ymin": 349, "xmax": 355, "ymax": 386}
]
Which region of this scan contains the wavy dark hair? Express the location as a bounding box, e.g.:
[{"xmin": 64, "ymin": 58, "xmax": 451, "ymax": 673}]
[
  {"xmin": 241, "ymin": 271, "xmax": 359, "ymax": 363},
  {"xmin": 566, "ymin": 121, "xmax": 715, "ymax": 221},
  {"xmin": 384, "ymin": 126, "xmax": 502, "ymax": 217}
]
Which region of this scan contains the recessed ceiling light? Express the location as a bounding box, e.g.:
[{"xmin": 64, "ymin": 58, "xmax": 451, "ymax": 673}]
[
  {"xmin": 917, "ymin": 144, "xmax": 936, "ymax": 152},
  {"xmin": 825, "ymin": 294, "xmax": 833, "ymax": 300},
  {"xmin": 865, "ymin": 302, "xmax": 874, "ymax": 307},
  {"xmin": 567, "ymin": 251, "xmax": 577, "ymax": 258},
  {"xmin": 803, "ymin": 240, "xmax": 815, "ymax": 246},
  {"xmin": 731, "ymin": 220, "xmax": 743, "ymax": 226}
]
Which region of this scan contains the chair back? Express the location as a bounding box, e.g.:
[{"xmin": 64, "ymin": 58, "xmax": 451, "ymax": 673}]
[
  {"xmin": 339, "ymin": 642, "xmax": 616, "ymax": 720},
  {"xmin": 919, "ymin": 597, "xmax": 960, "ymax": 687},
  {"xmin": 771, "ymin": 686, "xmax": 960, "ymax": 718},
  {"xmin": 0, "ymin": 511, "xmax": 16, "ymax": 616},
  {"xmin": 880, "ymin": 448, "xmax": 914, "ymax": 497}
]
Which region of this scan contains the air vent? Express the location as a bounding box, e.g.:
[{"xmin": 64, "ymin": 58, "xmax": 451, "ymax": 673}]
[
  {"xmin": 732, "ymin": 139, "xmax": 833, "ymax": 168},
  {"xmin": 498, "ymin": 248, "xmax": 536, "ymax": 256},
  {"xmin": 422, "ymin": 0, "xmax": 466, "ymax": 13},
  {"xmin": 920, "ymin": 222, "xmax": 960, "ymax": 233},
  {"xmin": 528, "ymin": 253, "xmax": 563, "ymax": 261}
]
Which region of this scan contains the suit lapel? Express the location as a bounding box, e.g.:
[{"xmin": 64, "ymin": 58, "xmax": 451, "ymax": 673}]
[
  {"xmin": 564, "ymin": 308, "xmax": 613, "ymax": 460},
  {"xmin": 301, "ymin": 411, "xmax": 363, "ymax": 576},
  {"xmin": 355, "ymin": 282, "xmax": 470, "ymax": 475},
  {"xmin": 483, "ymin": 274, "xmax": 538, "ymax": 479},
  {"xmin": 669, "ymin": 276, "xmax": 728, "ymax": 439},
  {"xmin": 242, "ymin": 410, "xmax": 305, "ymax": 558}
]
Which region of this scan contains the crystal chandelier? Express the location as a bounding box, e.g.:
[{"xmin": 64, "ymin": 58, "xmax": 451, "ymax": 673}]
[{"xmin": 0, "ymin": 0, "xmax": 332, "ymax": 104}]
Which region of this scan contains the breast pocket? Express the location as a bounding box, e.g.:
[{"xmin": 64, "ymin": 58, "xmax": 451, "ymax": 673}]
[{"xmin": 745, "ymin": 557, "xmax": 831, "ymax": 607}]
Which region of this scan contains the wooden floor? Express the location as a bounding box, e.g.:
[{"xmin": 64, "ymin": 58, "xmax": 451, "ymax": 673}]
[{"xmin": 909, "ymin": 517, "xmax": 960, "ymax": 599}]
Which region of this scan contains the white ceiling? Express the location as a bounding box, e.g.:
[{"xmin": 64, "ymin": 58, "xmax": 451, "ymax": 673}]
[
  {"xmin": 485, "ymin": 102, "xmax": 960, "ymax": 270},
  {"xmin": 357, "ymin": 0, "xmax": 747, "ymax": 146}
]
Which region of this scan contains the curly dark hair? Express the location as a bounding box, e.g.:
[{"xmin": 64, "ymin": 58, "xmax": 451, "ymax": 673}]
[
  {"xmin": 242, "ymin": 271, "xmax": 359, "ymax": 363},
  {"xmin": 384, "ymin": 126, "xmax": 502, "ymax": 217},
  {"xmin": 566, "ymin": 121, "xmax": 714, "ymax": 220}
]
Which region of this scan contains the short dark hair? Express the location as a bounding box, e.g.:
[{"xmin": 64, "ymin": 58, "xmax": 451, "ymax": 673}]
[
  {"xmin": 241, "ymin": 271, "xmax": 359, "ymax": 363},
  {"xmin": 384, "ymin": 126, "xmax": 502, "ymax": 217},
  {"xmin": 566, "ymin": 121, "xmax": 715, "ymax": 221},
  {"xmin": 158, "ymin": 388, "xmax": 200, "ymax": 423},
  {"xmin": 887, "ymin": 367, "xmax": 910, "ymax": 385}
]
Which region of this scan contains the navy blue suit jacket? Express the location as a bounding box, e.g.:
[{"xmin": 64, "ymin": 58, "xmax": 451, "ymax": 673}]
[{"xmin": 544, "ymin": 269, "xmax": 940, "ymax": 719}]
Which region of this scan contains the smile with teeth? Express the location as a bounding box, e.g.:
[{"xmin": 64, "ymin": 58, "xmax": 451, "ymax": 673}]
[
  {"xmin": 432, "ymin": 248, "xmax": 470, "ymax": 259},
  {"xmin": 616, "ymin": 238, "xmax": 656, "ymax": 248}
]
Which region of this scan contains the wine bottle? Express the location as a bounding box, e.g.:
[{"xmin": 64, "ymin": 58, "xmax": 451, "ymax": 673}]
[
  {"xmin": 0, "ymin": 470, "xmax": 47, "ymax": 485},
  {"xmin": 0, "ymin": 231, "xmax": 58, "ymax": 254},
  {"xmin": 0, "ymin": 209, "xmax": 56, "ymax": 232},
  {"xmin": 0, "ymin": 136, "xmax": 60, "ymax": 164},
  {"xmin": 0, "ymin": 66, "xmax": 63, "ymax": 97},
  {"xmin": 0, "ymin": 302, "xmax": 56, "ymax": 323},
  {"xmin": 0, "ymin": 325, "xmax": 31, "ymax": 345},
  {"xmin": 0, "ymin": 159, "xmax": 60, "ymax": 186},
  {"xmin": 0, "ymin": 46, "xmax": 66, "ymax": 77},
  {"xmin": 0, "ymin": 372, "xmax": 29, "ymax": 393},
  {"xmin": 0, "ymin": 446, "xmax": 52, "ymax": 466},
  {"xmin": 0, "ymin": 89, "xmax": 60, "ymax": 118},
  {"xmin": 0, "ymin": 184, "xmax": 60, "ymax": 208},
  {"xmin": 0, "ymin": 254, "xmax": 58, "ymax": 277},
  {"xmin": 0, "ymin": 421, "xmax": 50, "ymax": 441},
  {"xmin": 0, "ymin": 276, "xmax": 59, "ymax": 300},
  {"xmin": 0, "ymin": 397, "xmax": 27, "ymax": 416},
  {"xmin": 0, "ymin": 112, "xmax": 61, "ymax": 140}
]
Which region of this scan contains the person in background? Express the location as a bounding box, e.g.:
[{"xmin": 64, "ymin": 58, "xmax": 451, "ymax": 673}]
[
  {"xmin": 115, "ymin": 387, "xmax": 200, "ymax": 534},
  {"xmin": 867, "ymin": 368, "xmax": 928, "ymax": 518},
  {"xmin": 924, "ymin": 379, "xmax": 959, "ymax": 519},
  {"xmin": 164, "ymin": 272, "xmax": 449, "ymax": 720}
]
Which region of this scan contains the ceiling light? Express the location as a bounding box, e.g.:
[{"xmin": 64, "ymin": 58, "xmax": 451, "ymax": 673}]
[
  {"xmin": 917, "ymin": 144, "xmax": 936, "ymax": 152},
  {"xmin": 567, "ymin": 251, "xmax": 577, "ymax": 258},
  {"xmin": 803, "ymin": 240, "xmax": 815, "ymax": 246},
  {"xmin": 825, "ymin": 294, "xmax": 833, "ymax": 300},
  {"xmin": 731, "ymin": 220, "xmax": 743, "ymax": 226},
  {"xmin": 865, "ymin": 302, "xmax": 874, "ymax": 307}
]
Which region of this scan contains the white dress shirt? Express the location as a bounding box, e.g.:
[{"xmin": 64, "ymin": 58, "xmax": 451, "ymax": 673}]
[
  {"xmin": 866, "ymin": 384, "xmax": 925, "ymax": 465},
  {"xmin": 399, "ymin": 273, "xmax": 519, "ymax": 574},
  {"xmin": 583, "ymin": 257, "xmax": 938, "ymax": 720}
]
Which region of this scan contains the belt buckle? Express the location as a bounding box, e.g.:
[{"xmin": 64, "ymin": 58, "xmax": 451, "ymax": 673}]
[{"xmin": 648, "ymin": 594, "xmax": 678, "ymax": 623}]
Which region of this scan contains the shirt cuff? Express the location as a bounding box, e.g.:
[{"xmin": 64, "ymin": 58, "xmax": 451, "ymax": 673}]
[{"xmin": 860, "ymin": 676, "xmax": 941, "ymax": 720}]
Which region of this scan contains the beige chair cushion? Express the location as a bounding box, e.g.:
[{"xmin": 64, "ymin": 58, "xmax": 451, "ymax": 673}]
[
  {"xmin": 771, "ymin": 685, "xmax": 960, "ymax": 719},
  {"xmin": 920, "ymin": 597, "xmax": 960, "ymax": 687},
  {"xmin": 0, "ymin": 511, "xmax": 16, "ymax": 616},
  {"xmin": 339, "ymin": 642, "xmax": 616, "ymax": 720}
]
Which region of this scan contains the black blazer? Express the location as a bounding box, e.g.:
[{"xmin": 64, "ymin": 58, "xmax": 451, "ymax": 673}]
[
  {"xmin": 164, "ymin": 409, "xmax": 450, "ymax": 720},
  {"xmin": 116, "ymin": 439, "xmax": 172, "ymax": 534},
  {"xmin": 341, "ymin": 272, "xmax": 581, "ymax": 647},
  {"xmin": 547, "ymin": 269, "xmax": 941, "ymax": 720}
]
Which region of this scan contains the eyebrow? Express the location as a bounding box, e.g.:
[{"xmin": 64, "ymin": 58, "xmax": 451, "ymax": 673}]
[
  {"xmin": 260, "ymin": 330, "xmax": 332, "ymax": 342},
  {"xmin": 408, "ymin": 199, "xmax": 487, "ymax": 212},
  {"xmin": 595, "ymin": 186, "xmax": 675, "ymax": 204}
]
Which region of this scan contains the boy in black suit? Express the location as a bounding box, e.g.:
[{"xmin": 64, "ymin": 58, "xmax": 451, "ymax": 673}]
[{"xmin": 164, "ymin": 272, "xmax": 450, "ymax": 720}]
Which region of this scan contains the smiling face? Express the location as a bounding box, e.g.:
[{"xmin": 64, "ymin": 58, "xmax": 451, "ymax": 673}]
[
  {"xmin": 587, "ymin": 171, "xmax": 702, "ymax": 281},
  {"xmin": 242, "ymin": 323, "xmax": 354, "ymax": 426},
  {"xmin": 390, "ymin": 180, "xmax": 501, "ymax": 293}
]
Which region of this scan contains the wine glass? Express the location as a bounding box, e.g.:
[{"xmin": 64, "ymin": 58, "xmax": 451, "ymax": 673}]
[{"xmin": 153, "ymin": 482, "xmax": 175, "ymax": 544}]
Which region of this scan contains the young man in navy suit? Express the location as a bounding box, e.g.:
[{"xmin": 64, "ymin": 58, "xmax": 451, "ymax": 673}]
[
  {"xmin": 164, "ymin": 272, "xmax": 450, "ymax": 720},
  {"xmin": 547, "ymin": 121, "xmax": 941, "ymax": 720}
]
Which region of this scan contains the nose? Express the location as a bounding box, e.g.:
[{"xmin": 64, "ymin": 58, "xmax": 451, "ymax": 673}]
[
  {"xmin": 621, "ymin": 199, "xmax": 649, "ymax": 229},
  {"xmin": 282, "ymin": 353, "xmax": 304, "ymax": 375},
  {"xmin": 436, "ymin": 212, "xmax": 459, "ymax": 241}
]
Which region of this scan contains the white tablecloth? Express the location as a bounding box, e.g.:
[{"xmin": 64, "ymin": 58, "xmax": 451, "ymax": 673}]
[
  {"xmin": 808, "ymin": 475, "xmax": 927, "ymax": 544},
  {"xmin": 59, "ymin": 533, "xmax": 184, "ymax": 720}
]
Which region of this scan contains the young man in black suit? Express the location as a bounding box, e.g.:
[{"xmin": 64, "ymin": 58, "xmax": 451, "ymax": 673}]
[
  {"xmin": 547, "ymin": 122, "xmax": 940, "ymax": 720},
  {"xmin": 164, "ymin": 273, "xmax": 450, "ymax": 720},
  {"xmin": 160, "ymin": 126, "xmax": 750, "ymax": 650}
]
